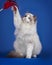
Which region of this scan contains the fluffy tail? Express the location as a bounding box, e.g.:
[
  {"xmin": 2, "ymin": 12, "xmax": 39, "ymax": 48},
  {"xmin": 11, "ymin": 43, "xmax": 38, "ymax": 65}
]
[{"xmin": 7, "ymin": 51, "xmax": 25, "ymax": 58}]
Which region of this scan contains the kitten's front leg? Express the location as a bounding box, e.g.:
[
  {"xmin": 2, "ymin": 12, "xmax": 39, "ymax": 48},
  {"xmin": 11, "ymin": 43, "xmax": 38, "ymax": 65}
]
[
  {"xmin": 11, "ymin": 5, "xmax": 22, "ymax": 28},
  {"xmin": 26, "ymin": 44, "xmax": 34, "ymax": 58}
]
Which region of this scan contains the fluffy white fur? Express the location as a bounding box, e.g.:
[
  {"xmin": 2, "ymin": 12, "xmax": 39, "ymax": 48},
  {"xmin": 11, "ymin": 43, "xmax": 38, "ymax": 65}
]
[{"xmin": 12, "ymin": 6, "xmax": 42, "ymax": 58}]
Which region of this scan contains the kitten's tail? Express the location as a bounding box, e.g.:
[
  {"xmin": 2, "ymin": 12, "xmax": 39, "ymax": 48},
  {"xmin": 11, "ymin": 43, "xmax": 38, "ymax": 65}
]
[{"xmin": 7, "ymin": 51, "xmax": 25, "ymax": 58}]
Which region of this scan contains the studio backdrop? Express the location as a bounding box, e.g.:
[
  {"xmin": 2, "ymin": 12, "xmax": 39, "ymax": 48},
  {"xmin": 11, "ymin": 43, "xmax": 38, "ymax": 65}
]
[{"xmin": 0, "ymin": 0, "xmax": 52, "ymax": 58}]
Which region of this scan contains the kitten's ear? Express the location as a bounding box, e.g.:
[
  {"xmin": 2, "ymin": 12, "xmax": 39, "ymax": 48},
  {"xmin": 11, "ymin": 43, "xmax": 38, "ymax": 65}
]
[{"xmin": 33, "ymin": 15, "xmax": 37, "ymax": 21}]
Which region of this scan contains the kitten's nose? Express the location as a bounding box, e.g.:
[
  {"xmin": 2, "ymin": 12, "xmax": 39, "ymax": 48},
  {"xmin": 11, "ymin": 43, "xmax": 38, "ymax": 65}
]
[{"xmin": 26, "ymin": 17, "xmax": 30, "ymax": 22}]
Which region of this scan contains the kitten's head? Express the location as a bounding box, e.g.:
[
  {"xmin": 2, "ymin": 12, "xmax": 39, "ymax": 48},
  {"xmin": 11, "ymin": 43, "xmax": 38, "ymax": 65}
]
[{"xmin": 22, "ymin": 13, "xmax": 37, "ymax": 24}]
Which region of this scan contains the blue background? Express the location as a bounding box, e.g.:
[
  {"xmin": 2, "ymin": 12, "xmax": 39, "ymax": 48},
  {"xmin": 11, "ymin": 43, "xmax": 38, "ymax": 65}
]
[{"xmin": 0, "ymin": 0, "xmax": 52, "ymax": 65}]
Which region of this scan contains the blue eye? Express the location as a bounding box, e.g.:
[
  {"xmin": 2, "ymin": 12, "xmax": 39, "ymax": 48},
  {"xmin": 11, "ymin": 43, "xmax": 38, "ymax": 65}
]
[
  {"xmin": 25, "ymin": 15, "xmax": 27, "ymax": 17},
  {"xmin": 28, "ymin": 17, "xmax": 31, "ymax": 19}
]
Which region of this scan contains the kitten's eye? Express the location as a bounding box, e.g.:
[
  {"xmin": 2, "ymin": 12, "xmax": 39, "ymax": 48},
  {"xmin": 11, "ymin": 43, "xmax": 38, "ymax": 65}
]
[
  {"xmin": 24, "ymin": 15, "xmax": 27, "ymax": 17},
  {"xmin": 28, "ymin": 17, "xmax": 31, "ymax": 19}
]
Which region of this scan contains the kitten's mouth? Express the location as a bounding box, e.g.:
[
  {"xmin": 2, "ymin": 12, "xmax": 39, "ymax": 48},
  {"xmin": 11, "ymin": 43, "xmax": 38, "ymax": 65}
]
[{"xmin": 25, "ymin": 21, "xmax": 31, "ymax": 23}]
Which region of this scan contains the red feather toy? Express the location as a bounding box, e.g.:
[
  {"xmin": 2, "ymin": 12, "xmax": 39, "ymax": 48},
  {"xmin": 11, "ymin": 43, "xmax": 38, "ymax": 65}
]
[{"xmin": 0, "ymin": 0, "xmax": 17, "ymax": 12}]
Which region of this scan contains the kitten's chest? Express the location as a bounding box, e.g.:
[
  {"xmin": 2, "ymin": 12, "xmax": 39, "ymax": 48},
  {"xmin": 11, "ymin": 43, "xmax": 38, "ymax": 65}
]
[
  {"xmin": 19, "ymin": 23, "xmax": 36, "ymax": 35},
  {"xmin": 21, "ymin": 23, "xmax": 32, "ymax": 31}
]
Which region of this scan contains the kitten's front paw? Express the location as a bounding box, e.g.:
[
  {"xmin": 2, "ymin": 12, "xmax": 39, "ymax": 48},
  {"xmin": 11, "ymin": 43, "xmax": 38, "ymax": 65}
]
[
  {"xmin": 33, "ymin": 55, "xmax": 37, "ymax": 58},
  {"xmin": 26, "ymin": 56, "xmax": 31, "ymax": 59}
]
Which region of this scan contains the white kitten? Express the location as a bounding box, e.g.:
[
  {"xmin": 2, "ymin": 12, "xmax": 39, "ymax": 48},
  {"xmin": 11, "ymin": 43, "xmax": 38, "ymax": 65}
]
[{"xmin": 12, "ymin": 6, "xmax": 42, "ymax": 58}]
